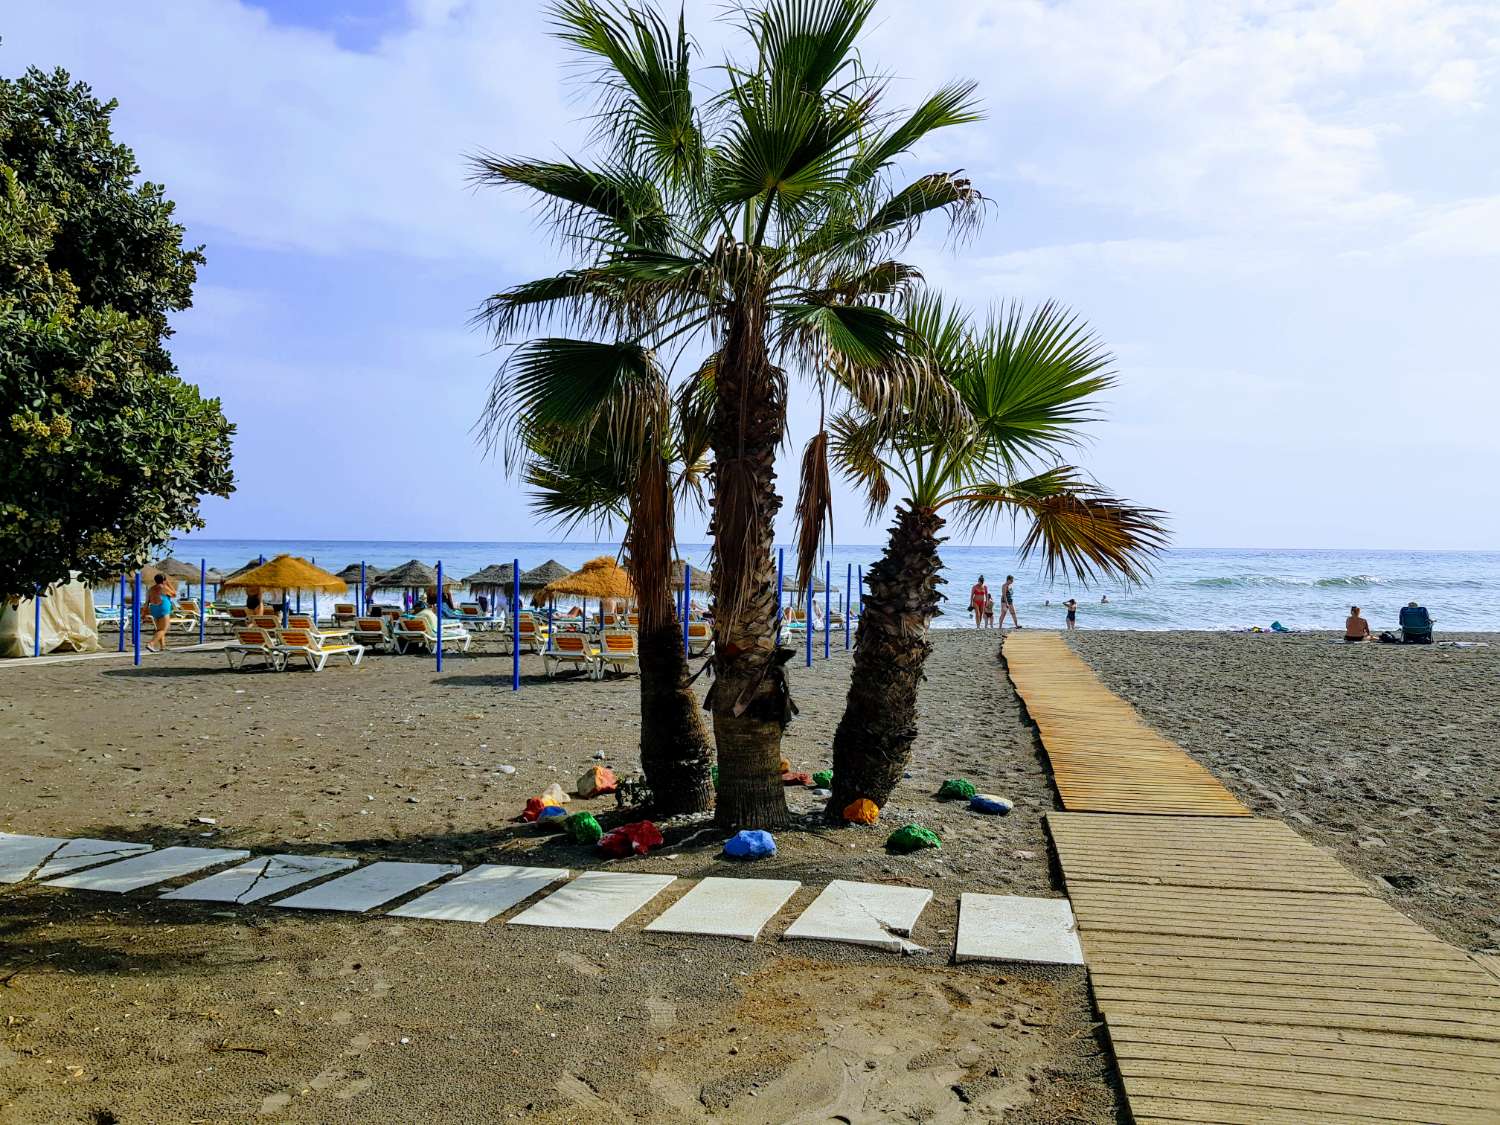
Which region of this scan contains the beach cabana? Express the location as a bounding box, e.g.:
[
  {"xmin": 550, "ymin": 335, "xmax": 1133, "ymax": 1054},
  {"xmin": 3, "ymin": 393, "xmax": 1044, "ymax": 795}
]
[{"xmin": 221, "ymin": 555, "xmax": 346, "ymax": 622}]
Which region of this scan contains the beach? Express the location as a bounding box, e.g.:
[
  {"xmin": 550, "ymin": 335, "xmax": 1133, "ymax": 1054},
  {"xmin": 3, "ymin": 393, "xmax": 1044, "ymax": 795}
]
[{"xmin": 2, "ymin": 627, "xmax": 1496, "ymax": 1121}]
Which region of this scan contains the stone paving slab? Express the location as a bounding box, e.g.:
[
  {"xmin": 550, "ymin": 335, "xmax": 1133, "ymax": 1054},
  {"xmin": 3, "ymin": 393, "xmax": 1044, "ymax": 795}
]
[
  {"xmin": 43, "ymin": 847, "xmax": 250, "ymax": 893},
  {"xmin": 644, "ymin": 876, "xmax": 800, "ymax": 941},
  {"xmin": 781, "ymin": 880, "xmax": 933, "ymax": 953},
  {"xmin": 388, "ymin": 864, "xmax": 569, "ymax": 923},
  {"xmin": 274, "ymin": 861, "xmax": 461, "ymax": 913},
  {"xmin": 508, "ymin": 872, "xmax": 676, "ymax": 932},
  {"xmin": 0, "ymin": 835, "xmax": 154, "ymax": 883},
  {"xmin": 955, "ymin": 893, "xmax": 1084, "ymax": 965},
  {"xmin": 161, "ymin": 855, "xmax": 359, "ymax": 904}
]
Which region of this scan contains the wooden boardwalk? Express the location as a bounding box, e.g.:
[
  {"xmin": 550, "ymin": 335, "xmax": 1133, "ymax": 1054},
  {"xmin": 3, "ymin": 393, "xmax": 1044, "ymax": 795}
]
[
  {"xmin": 1003, "ymin": 631, "xmax": 1249, "ymax": 816},
  {"xmin": 1003, "ymin": 634, "xmax": 1500, "ymax": 1124}
]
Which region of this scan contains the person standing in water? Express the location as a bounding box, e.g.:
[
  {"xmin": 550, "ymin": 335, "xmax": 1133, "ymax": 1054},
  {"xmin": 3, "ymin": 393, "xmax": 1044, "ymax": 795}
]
[
  {"xmin": 998, "ymin": 575, "xmax": 1020, "ymax": 629},
  {"xmin": 982, "ymin": 589, "xmax": 995, "ymax": 628},
  {"xmin": 970, "ymin": 575, "xmax": 989, "ymax": 628},
  {"xmin": 1064, "ymin": 598, "xmax": 1078, "ymax": 630}
]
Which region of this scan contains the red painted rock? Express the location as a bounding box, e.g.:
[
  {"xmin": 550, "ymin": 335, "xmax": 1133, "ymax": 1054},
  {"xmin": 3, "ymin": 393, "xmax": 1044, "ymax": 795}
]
[{"xmin": 781, "ymin": 771, "xmax": 813, "ymax": 786}]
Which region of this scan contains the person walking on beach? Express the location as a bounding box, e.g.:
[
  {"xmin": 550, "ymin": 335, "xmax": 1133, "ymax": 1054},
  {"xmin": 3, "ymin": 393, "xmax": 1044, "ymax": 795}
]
[
  {"xmin": 970, "ymin": 575, "xmax": 989, "ymax": 628},
  {"xmin": 999, "ymin": 575, "xmax": 1020, "ymax": 628},
  {"xmin": 1064, "ymin": 598, "xmax": 1077, "ymax": 630},
  {"xmin": 145, "ymin": 572, "xmax": 175, "ymax": 652},
  {"xmin": 1344, "ymin": 605, "xmax": 1370, "ymax": 643},
  {"xmin": 982, "ymin": 590, "xmax": 995, "ymax": 628}
]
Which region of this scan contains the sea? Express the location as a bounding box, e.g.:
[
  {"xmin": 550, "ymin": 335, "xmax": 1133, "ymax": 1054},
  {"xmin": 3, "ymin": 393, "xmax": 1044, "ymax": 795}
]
[{"xmin": 134, "ymin": 539, "xmax": 1500, "ymax": 634}]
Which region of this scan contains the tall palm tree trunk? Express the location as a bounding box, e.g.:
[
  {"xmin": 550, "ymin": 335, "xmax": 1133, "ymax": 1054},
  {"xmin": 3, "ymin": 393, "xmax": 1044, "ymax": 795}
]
[
  {"xmin": 629, "ymin": 449, "xmax": 713, "ymax": 815},
  {"xmin": 708, "ymin": 281, "xmax": 791, "ymax": 829},
  {"xmin": 827, "ymin": 503, "xmax": 945, "ymax": 815}
]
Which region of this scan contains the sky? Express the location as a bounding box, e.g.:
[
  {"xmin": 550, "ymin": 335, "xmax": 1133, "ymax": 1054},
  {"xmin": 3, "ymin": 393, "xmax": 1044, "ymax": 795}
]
[{"xmin": 7, "ymin": 0, "xmax": 1499, "ymax": 550}]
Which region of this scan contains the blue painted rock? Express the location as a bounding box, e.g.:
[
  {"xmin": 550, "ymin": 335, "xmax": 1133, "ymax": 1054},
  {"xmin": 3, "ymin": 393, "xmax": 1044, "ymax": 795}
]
[
  {"xmin": 723, "ymin": 829, "xmax": 777, "ymax": 859},
  {"xmin": 970, "ymin": 794, "xmax": 1014, "ymax": 815}
]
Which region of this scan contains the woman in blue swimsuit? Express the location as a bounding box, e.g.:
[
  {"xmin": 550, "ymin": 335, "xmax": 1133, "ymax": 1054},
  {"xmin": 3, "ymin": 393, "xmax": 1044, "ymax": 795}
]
[{"xmin": 146, "ymin": 572, "xmax": 175, "ymax": 652}]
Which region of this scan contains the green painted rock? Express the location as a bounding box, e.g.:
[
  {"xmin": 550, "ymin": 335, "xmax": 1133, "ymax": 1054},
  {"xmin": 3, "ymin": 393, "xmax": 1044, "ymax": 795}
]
[
  {"xmin": 938, "ymin": 778, "xmax": 976, "ymax": 800},
  {"xmin": 811, "ymin": 770, "xmax": 833, "ymax": 788},
  {"xmin": 886, "ymin": 824, "xmax": 942, "ymax": 853},
  {"xmin": 565, "ymin": 811, "xmax": 603, "ymax": 845}
]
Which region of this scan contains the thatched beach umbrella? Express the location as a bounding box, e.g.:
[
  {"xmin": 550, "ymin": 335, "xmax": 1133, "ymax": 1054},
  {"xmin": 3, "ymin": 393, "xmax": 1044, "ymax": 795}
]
[
  {"xmin": 520, "ymin": 560, "xmax": 571, "ymax": 589},
  {"xmin": 779, "ymin": 571, "xmax": 833, "ymax": 593},
  {"xmin": 220, "ymin": 558, "xmax": 268, "ymax": 584},
  {"xmin": 371, "ymin": 559, "xmax": 460, "ymax": 590},
  {"xmin": 542, "ymin": 556, "xmax": 635, "ymax": 600},
  {"xmin": 334, "ymin": 564, "xmax": 365, "ymax": 584},
  {"xmin": 221, "ymin": 555, "xmax": 346, "ymax": 595},
  {"xmin": 461, "ymin": 563, "xmax": 514, "ymax": 591},
  {"xmin": 669, "ymin": 559, "xmax": 710, "ymax": 590},
  {"xmin": 145, "ymin": 556, "xmax": 202, "ymax": 582}
]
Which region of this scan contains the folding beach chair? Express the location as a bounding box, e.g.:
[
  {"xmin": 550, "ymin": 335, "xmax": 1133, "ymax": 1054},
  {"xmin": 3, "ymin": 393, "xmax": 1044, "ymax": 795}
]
[
  {"xmin": 225, "ymin": 627, "xmax": 283, "ymax": 672},
  {"xmin": 544, "ymin": 632, "xmax": 601, "ymax": 679},
  {"xmin": 275, "ymin": 627, "xmax": 365, "ymax": 672},
  {"xmin": 686, "ymin": 620, "xmax": 713, "ymax": 658},
  {"xmin": 352, "ymin": 617, "xmax": 391, "ymax": 652},
  {"xmin": 1399, "ymin": 605, "xmax": 1434, "ymax": 644},
  {"xmin": 599, "ymin": 631, "xmax": 640, "ymax": 676},
  {"xmin": 331, "ymin": 602, "xmax": 358, "ymax": 626}
]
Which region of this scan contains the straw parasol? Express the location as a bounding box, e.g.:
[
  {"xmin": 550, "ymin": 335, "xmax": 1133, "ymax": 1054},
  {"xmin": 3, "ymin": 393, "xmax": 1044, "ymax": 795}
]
[
  {"xmin": 334, "ymin": 563, "xmax": 366, "ymax": 584},
  {"xmin": 779, "ymin": 571, "xmax": 833, "ymax": 593},
  {"xmin": 520, "ymin": 560, "xmax": 571, "ymax": 589},
  {"xmin": 220, "ymin": 555, "xmax": 347, "ymax": 594},
  {"xmin": 541, "ymin": 556, "xmax": 635, "ymax": 601},
  {"xmin": 145, "ymin": 556, "xmax": 203, "ymax": 582},
  {"xmin": 461, "ymin": 563, "xmax": 514, "ymax": 592},
  {"xmin": 220, "ymin": 558, "xmax": 268, "ymax": 584},
  {"xmin": 669, "ymin": 559, "xmax": 710, "ymax": 590},
  {"xmin": 202, "ymin": 568, "xmax": 226, "ymax": 584}
]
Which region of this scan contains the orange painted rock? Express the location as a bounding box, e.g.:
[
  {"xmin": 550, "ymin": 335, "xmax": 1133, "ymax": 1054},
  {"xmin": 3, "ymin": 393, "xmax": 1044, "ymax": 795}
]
[
  {"xmin": 843, "ymin": 798, "xmax": 880, "ymax": 825},
  {"xmin": 781, "ymin": 771, "xmax": 813, "ymax": 786},
  {"xmin": 777, "ymin": 758, "xmax": 792, "ymax": 774},
  {"xmin": 576, "ymin": 766, "xmax": 618, "ymax": 798}
]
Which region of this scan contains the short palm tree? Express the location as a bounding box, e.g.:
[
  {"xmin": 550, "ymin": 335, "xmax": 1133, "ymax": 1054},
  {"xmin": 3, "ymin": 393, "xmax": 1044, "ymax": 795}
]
[
  {"xmin": 472, "ymin": 0, "xmax": 983, "ymax": 828},
  {"xmin": 516, "ymin": 355, "xmax": 715, "ymax": 814},
  {"xmin": 825, "ymin": 293, "xmax": 1168, "ymax": 813}
]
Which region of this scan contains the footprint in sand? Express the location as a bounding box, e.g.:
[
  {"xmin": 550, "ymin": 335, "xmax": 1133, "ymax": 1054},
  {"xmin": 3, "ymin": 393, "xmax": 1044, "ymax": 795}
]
[
  {"xmin": 329, "ymin": 1010, "xmax": 353, "ymax": 1026},
  {"xmin": 371, "ymin": 980, "xmax": 392, "ymax": 998},
  {"xmin": 644, "ymin": 996, "xmax": 676, "ymax": 1029},
  {"xmin": 334, "ymin": 1077, "xmax": 372, "ymax": 1100},
  {"xmin": 258, "ymin": 1092, "xmax": 291, "ymax": 1116},
  {"xmin": 557, "ymin": 951, "xmax": 604, "ymax": 978}
]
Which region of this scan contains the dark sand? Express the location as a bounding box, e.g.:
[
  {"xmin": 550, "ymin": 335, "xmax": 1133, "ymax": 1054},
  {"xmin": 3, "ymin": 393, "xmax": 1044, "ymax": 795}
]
[
  {"xmin": 0, "ymin": 630, "xmax": 1121, "ymax": 1124},
  {"xmin": 1067, "ymin": 630, "xmax": 1500, "ymax": 950}
]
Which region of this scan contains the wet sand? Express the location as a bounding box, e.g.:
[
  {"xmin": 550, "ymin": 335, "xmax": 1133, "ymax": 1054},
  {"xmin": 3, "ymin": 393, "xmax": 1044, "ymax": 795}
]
[
  {"xmin": 0, "ymin": 631, "xmax": 1121, "ymax": 1124},
  {"xmin": 1067, "ymin": 629, "xmax": 1500, "ymax": 950}
]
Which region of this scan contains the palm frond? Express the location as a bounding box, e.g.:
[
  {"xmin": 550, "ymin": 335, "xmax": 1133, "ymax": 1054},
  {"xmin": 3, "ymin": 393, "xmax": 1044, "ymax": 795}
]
[
  {"xmin": 847, "ymin": 81, "xmax": 984, "ymax": 187},
  {"xmin": 466, "ymin": 156, "xmax": 673, "ymax": 253},
  {"xmin": 829, "ymin": 408, "xmax": 891, "ymax": 520},
  {"xmin": 792, "ymin": 427, "xmax": 834, "ymax": 594},
  {"xmin": 740, "ymin": 0, "xmax": 877, "ymax": 97}
]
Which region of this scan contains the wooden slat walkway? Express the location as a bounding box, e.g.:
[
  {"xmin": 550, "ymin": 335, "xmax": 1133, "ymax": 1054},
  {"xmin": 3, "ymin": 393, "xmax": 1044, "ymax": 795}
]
[
  {"xmin": 1050, "ymin": 812, "xmax": 1500, "ymax": 1122},
  {"xmin": 1003, "ymin": 631, "xmax": 1249, "ymax": 815}
]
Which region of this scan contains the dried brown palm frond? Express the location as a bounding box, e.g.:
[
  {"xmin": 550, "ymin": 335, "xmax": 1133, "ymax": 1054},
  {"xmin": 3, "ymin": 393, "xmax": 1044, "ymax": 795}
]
[{"xmin": 792, "ymin": 427, "xmax": 833, "ymax": 595}]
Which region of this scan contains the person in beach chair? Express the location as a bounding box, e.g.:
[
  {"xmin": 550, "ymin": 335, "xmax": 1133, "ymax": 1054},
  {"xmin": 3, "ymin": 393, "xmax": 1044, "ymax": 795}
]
[{"xmin": 1398, "ymin": 602, "xmax": 1433, "ymax": 644}]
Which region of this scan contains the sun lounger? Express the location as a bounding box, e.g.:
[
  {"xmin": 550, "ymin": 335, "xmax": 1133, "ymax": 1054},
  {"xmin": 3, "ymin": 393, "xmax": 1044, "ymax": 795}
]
[
  {"xmin": 171, "ymin": 599, "xmax": 201, "ymax": 633},
  {"xmin": 250, "ymin": 615, "xmax": 281, "ymax": 630},
  {"xmin": 225, "ymin": 627, "xmax": 283, "ymax": 672},
  {"xmin": 686, "ymin": 620, "xmax": 713, "ymax": 658},
  {"xmin": 393, "ymin": 618, "xmax": 472, "ymax": 655},
  {"xmin": 599, "ymin": 631, "xmax": 640, "ymax": 676},
  {"xmin": 516, "ymin": 616, "xmax": 546, "ymax": 654},
  {"xmin": 227, "ymin": 606, "xmax": 250, "ymax": 623},
  {"xmin": 544, "ymin": 632, "xmax": 601, "ymax": 679},
  {"xmin": 352, "ymin": 617, "xmax": 391, "ymax": 652},
  {"xmin": 274, "ymin": 627, "xmax": 365, "ymax": 672},
  {"xmin": 286, "ymin": 614, "xmax": 315, "ymax": 630},
  {"xmin": 331, "ymin": 602, "xmax": 358, "ymax": 626}
]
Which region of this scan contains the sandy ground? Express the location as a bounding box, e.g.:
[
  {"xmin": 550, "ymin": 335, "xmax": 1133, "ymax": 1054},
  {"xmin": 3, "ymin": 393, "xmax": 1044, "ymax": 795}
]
[
  {"xmin": 1067, "ymin": 630, "xmax": 1500, "ymax": 951},
  {"xmin": 0, "ymin": 630, "xmax": 1122, "ymax": 1124}
]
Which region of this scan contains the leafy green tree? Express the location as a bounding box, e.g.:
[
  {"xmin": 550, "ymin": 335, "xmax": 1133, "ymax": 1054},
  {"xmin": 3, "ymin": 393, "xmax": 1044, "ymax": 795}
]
[
  {"xmin": 826, "ymin": 293, "xmax": 1168, "ymax": 812},
  {"xmin": 473, "ymin": 0, "xmax": 980, "ymax": 828},
  {"xmin": 0, "ymin": 66, "xmax": 233, "ymax": 598}
]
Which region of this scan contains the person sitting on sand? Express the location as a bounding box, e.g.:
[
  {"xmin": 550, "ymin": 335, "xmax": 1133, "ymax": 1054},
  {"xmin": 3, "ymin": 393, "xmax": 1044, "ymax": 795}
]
[
  {"xmin": 1064, "ymin": 598, "xmax": 1078, "ymax": 630},
  {"xmin": 1344, "ymin": 605, "xmax": 1370, "ymax": 642}
]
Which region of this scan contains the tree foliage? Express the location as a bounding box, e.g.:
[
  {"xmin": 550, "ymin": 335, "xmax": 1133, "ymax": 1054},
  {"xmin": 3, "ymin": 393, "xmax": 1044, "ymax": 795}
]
[{"xmin": 0, "ymin": 66, "xmax": 233, "ymax": 598}]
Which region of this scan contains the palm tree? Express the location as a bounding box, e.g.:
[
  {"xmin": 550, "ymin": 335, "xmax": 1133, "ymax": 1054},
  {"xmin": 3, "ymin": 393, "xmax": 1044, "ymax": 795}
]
[
  {"xmin": 514, "ymin": 356, "xmax": 716, "ymax": 815},
  {"xmin": 825, "ymin": 293, "xmax": 1169, "ymax": 814},
  {"xmin": 472, "ymin": 0, "xmax": 983, "ymax": 828}
]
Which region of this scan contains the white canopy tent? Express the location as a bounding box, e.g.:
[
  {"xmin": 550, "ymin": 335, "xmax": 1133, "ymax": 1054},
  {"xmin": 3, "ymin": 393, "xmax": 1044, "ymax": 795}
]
[{"xmin": 0, "ymin": 578, "xmax": 100, "ymax": 658}]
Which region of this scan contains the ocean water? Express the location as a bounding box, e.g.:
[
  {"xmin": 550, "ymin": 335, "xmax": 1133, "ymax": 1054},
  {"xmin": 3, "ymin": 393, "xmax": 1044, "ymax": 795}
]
[{"xmin": 156, "ymin": 538, "xmax": 1500, "ymax": 633}]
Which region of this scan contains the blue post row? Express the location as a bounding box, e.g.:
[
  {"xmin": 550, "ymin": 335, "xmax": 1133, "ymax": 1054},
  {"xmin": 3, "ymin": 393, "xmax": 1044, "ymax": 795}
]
[
  {"xmin": 436, "ymin": 560, "xmax": 443, "ymax": 672},
  {"xmin": 824, "ymin": 559, "xmax": 831, "ymax": 659},
  {"xmin": 359, "ymin": 561, "xmax": 366, "ymax": 615},
  {"xmin": 775, "ymin": 547, "xmax": 784, "ymax": 643},
  {"xmin": 132, "ymin": 572, "xmax": 142, "ymax": 665},
  {"xmin": 682, "ymin": 563, "xmax": 691, "ymax": 656},
  {"xmin": 33, "ymin": 584, "xmax": 41, "ymax": 657},
  {"xmin": 118, "ymin": 574, "xmax": 126, "ymax": 652},
  {"xmin": 511, "ymin": 558, "xmax": 520, "ymax": 691},
  {"xmin": 845, "ymin": 562, "xmax": 852, "ymax": 649},
  {"xmin": 804, "ymin": 580, "xmax": 813, "ymax": 667},
  {"xmin": 199, "ymin": 559, "xmax": 206, "ymax": 645}
]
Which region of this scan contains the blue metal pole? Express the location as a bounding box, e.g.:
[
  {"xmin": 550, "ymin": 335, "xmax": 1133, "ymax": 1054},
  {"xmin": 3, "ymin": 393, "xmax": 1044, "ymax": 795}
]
[
  {"xmin": 858, "ymin": 565, "xmax": 864, "ymax": 622},
  {"xmin": 199, "ymin": 559, "xmax": 206, "ymax": 645},
  {"xmin": 359, "ymin": 561, "xmax": 366, "ymax": 615},
  {"xmin": 33, "ymin": 585, "xmax": 41, "ymax": 657},
  {"xmin": 682, "ymin": 564, "xmax": 691, "ymax": 656},
  {"xmin": 546, "ymin": 597, "xmax": 553, "ymax": 651},
  {"xmin": 824, "ymin": 559, "xmax": 831, "ymax": 659},
  {"xmin": 118, "ymin": 575, "xmax": 126, "ymax": 651},
  {"xmin": 845, "ymin": 563, "xmax": 852, "ymax": 649},
  {"xmin": 511, "ymin": 558, "xmax": 520, "ymax": 691},
  {"xmin": 132, "ymin": 572, "xmax": 141, "ymax": 665},
  {"xmin": 436, "ymin": 560, "xmax": 443, "ymax": 672},
  {"xmin": 805, "ymin": 579, "xmax": 813, "ymax": 667},
  {"xmin": 310, "ymin": 556, "xmax": 316, "ymax": 621},
  {"xmin": 775, "ymin": 547, "xmax": 784, "ymax": 643}
]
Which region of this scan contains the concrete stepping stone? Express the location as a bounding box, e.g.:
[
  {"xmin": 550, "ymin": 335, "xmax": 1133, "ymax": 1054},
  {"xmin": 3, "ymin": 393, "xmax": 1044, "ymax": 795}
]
[
  {"xmin": 644, "ymin": 876, "xmax": 800, "ymax": 941},
  {"xmin": 0, "ymin": 835, "xmax": 153, "ymax": 883},
  {"xmin": 955, "ymin": 893, "xmax": 1084, "ymax": 965},
  {"xmin": 274, "ymin": 861, "xmax": 461, "ymax": 913},
  {"xmin": 781, "ymin": 879, "xmax": 933, "ymax": 953},
  {"xmin": 388, "ymin": 864, "xmax": 569, "ymax": 923},
  {"xmin": 508, "ymin": 872, "xmax": 675, "ymax": 932},
  {"xmin": 43, "ymin": 847, "xmax": 250, "ymax": 893},
  {"xmin": 160, "ymin": 855, "xmax": 359, "ymax": 904}
]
